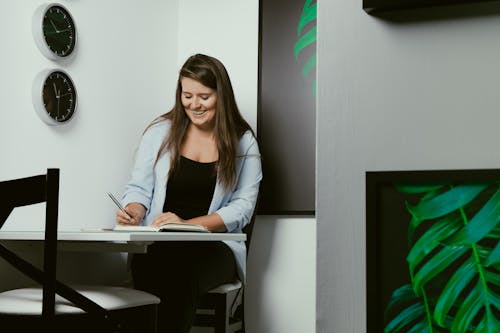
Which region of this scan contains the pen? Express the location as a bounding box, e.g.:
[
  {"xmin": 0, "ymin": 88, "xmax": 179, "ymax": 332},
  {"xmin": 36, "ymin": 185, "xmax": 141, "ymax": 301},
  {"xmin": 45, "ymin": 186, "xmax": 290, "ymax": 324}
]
[{"xmin": 107, "ymin": 192, "xmax": 133, "ymax": 222}]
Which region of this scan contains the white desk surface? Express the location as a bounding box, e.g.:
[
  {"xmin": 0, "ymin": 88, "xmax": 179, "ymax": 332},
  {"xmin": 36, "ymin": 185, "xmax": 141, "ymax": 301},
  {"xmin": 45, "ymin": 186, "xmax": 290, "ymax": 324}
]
[{"xmin": 0, "ymin": 230, "xmax": 246, "ymax": 242}]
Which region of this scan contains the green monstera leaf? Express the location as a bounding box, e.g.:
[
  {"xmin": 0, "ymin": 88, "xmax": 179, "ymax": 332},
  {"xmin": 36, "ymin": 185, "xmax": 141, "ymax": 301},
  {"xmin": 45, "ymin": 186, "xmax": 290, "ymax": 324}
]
[
  {"xmin": 385, "ymin": 183, "xmax": 500, "ymax": 332},
  {"xmin": 294, "ymin": 0, "xmax": 316, "ymax": 95},
  {"xmin": 385, "ymin": 284, "xmax": 448, "ymax": 333}
]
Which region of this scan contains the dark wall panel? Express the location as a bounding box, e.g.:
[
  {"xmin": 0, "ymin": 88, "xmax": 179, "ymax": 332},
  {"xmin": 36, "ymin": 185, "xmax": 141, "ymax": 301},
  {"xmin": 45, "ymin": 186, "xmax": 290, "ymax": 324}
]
[{"xmin": 258, "ymin": 0, "xmax": 316, "ymax": 214}]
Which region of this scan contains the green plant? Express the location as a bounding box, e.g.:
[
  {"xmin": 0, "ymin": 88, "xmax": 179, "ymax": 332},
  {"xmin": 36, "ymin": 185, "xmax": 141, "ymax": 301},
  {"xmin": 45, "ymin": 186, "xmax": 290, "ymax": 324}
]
[
  {"xmin": 385, "ymin": 183, "xmax": 500, "ymax": 332},
  {"xmin": 294, "ymin": 0, "xmax": 316, "ymax": 95}
]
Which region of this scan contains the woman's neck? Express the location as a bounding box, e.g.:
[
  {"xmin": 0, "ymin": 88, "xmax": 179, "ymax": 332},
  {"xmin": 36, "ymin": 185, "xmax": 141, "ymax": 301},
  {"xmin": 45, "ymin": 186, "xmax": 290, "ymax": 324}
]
[
  {"xmin": 187, "ymin": 122, "xmax": 215, "ymax": 139},
  {"xmin": 181, "ymin": 123, "xmax": 218, "ymax": 163}
]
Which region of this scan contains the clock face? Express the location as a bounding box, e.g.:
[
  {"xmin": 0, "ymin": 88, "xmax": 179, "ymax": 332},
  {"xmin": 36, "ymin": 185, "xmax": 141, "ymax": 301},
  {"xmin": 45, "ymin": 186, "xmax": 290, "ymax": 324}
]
[
  {"xmin": 34, "ymin": 70, "xmax": 77, "ymax": 125},
  {"xmin": 42, "ymin": 5, "xmax": 76, "ymax": 57},
  {"xmin": 33, "ymin": 3, "xmax": 77, "ymax": 60}
]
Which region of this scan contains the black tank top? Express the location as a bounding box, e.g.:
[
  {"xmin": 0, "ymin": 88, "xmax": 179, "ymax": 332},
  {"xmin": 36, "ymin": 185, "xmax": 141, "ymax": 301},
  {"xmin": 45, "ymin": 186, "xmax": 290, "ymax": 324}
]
[{"xmin": 163, "ymin": 156, "xmax": 217, "ymax": 219}]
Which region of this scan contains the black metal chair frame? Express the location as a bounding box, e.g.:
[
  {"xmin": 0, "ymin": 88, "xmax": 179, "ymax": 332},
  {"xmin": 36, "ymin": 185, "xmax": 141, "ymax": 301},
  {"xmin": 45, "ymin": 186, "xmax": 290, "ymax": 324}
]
[{"xmin": 0, "ymin": 169, "xmax": 123, "ymax": 331}]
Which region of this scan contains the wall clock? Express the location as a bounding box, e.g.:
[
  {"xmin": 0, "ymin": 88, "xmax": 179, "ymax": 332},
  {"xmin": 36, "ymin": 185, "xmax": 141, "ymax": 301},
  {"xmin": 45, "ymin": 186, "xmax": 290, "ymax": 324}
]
[
  {"xmin": 32, "ymin": 69, "xmax": 77, "ymax": 125},
  {"xmin": 32, "ymin": 3, "xmax": 77, "ymax": 60}
]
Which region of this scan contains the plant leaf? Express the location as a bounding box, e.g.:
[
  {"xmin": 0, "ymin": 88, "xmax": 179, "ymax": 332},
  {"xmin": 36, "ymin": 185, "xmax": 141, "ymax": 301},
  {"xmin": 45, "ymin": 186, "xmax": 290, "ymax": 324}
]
[
  {"xmin": 407, "ymin": 215, "xmax": 462, "ymax": 278},
  {"xmin": 407, "ymin": 184, "xmax": 487, "ymax": 220},
  {"xmin": 485, "ymin": 242, "xmax": 500, "ymax": 266},
  {"xmin": 451, "ymin": 286, "xmax": 482, "ymax": 332},
  {"xmin": 294, "ymin": 0, "xmax": 317, "ymax": 95},
  {"xmin": 385, "ymin": 303, "xmax": 426, "ymax": 332},
  {"xmin": 384, "ymin": 284, "xmax": 441, "ymax": 332},
  {"xmin": 447, "ymin": 269, "xmax": 500, "ymax": 332},
  {"xmin": 384, "ymin": 284, "xmax": 425, "ymax": 332},
  {"xmin": 385, "ymin": 284, "xmax": 417, "ymax": 312},
  {"xmin": 433, "ymin": 261, "xmax": 476, "ymax": 327},
  {"xmin": 412, "ymin": 245, "xmax": 468, "ymax": 295},
  {"xmin": 297, "ymin": 0, "xmax": 317, "ymax": 36},
  {"xmin": 406, "ymin": 322, "xmax": 430, "ymax": 333},
  {"xmin": 294, "ymin": 26, "xmax": 317, "ymax": 59},
  {"xmin": 407, "ymin": 190, "xmax": 444, "ymax": 240},
  {"xmin": 387, "ymin": 182, "xmax": 500, "ymax": 332},
  {"xmin": 301, "ymin": 53, "xmax": 316, "ymax": 79},
  {"xmin": 396, "ymin": 184, "xmax": 447, "ymax": 194},
  {"xmin": 475, "ymin": 314, "xmax": 500, "ymax": 333},
  {"xmin": 445, "ymin": 187, "xmax": 500, "ymax": 245}
]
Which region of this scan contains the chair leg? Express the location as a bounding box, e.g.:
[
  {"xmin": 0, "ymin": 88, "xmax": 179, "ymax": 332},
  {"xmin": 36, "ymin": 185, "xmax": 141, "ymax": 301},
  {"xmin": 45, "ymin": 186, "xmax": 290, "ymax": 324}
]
[{"xmin": 213, "ymin": 295, "xmax": 230, "ymax": 333}]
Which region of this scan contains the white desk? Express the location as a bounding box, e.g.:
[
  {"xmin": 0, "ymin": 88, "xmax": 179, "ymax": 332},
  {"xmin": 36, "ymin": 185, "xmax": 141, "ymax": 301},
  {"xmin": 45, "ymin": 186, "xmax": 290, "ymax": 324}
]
[
  {"xmin": 0, "ymin": 230, "xmax": 245, "ymax": 242},
  {"xmin": 0, "ymin": 231, "xmax": 246, "ymax": 253}
]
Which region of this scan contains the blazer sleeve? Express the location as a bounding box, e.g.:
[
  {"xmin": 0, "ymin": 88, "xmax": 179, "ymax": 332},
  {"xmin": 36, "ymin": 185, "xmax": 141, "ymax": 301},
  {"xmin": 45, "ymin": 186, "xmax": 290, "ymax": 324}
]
[
  {"xmin": 215, "ymin": 133, "xmax": 262, "ymax": 232},
  {"xmin": 121, "ymin": 123, "xmax": 166, "ymax": 212}
]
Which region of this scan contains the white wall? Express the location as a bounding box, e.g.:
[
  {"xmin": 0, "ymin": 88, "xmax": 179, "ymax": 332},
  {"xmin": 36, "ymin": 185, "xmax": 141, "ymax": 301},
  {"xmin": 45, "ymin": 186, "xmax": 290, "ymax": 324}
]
[
  {"xmin": 0, "ymin": 0, "xmax": 178, "ymax": 232},
  {"xmin": 1, "ymin": 1, "xmax": 316, "ymax": 332},
  {"xmin": 246, "ymin": 216, "xmax": 316, "ymax": 333},
  {"xmin": 177, "ymin": 0, "xmax": 259, "ymax": 131},
  {"xmin": 317, "ymin": 1, "xmax": 500, "ymax": 332}
]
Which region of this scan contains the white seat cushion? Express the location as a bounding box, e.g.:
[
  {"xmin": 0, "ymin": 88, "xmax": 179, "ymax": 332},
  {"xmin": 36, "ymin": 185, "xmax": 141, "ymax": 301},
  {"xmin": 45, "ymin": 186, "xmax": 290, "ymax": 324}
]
[
  {"xmin": 0, "ymin": 286, "xmax": 160, "ymax": 315},
  {"xmin": 207, "ymin": 280, "xmax": 242, "ymax": 294}
]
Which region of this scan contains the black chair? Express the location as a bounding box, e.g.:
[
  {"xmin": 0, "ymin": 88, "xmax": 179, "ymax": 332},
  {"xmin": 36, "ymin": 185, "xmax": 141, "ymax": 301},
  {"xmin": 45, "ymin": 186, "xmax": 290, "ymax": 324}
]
[
  {"xmin": 192, "ymin": 207, "xmax": 258, "ymax": 333},
  {"xmin": 0, "ymin": 169, "xmax": 160, "ymax": 332}
]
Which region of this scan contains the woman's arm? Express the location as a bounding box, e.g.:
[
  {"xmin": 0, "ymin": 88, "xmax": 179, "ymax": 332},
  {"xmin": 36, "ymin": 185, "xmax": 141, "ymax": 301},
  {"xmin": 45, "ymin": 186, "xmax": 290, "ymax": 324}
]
[
  {"xmin": 214, "ymin": 134, "xmax": 262, "ymax": 232},
  {"xmin": 151, "ymin": 211, "xmax": 226, "ymax": 232},
  {"xmin": 121, "ymin": 123, "xmax": 166, "ymax": 215}
]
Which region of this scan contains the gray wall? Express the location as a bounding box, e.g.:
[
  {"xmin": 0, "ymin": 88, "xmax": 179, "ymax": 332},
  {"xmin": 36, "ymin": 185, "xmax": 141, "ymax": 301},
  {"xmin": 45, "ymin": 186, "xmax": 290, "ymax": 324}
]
[{"xmin": 317, "ymin": 1, "xmax": 500, "ymax": 332}]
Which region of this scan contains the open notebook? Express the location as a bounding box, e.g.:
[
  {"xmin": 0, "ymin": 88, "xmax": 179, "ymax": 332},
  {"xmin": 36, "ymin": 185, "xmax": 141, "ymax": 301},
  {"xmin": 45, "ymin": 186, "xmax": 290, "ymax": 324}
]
[{"xmin": 113, "ymin": 222, "xmax": 209, "ymax": 233}]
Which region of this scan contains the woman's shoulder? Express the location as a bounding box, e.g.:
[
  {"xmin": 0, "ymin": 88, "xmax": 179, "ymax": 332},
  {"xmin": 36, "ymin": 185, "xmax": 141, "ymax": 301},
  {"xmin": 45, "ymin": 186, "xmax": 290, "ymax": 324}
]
[
  {"xmin": 238, "ymin": 130, "xmax": 259, "ymax": 156},
  {"xmin": 143, "ymin": 117, "xmax": 172, "ymax": 137},
  {"xmin": 136, "ymin": 118, "xmax": 171, "ymax": 150}
]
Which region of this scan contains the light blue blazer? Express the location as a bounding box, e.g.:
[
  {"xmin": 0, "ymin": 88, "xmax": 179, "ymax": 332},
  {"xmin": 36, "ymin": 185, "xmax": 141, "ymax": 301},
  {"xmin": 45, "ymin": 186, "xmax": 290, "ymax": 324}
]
[{"xmin": 121, "ymin": 120, "xmax": 262, "ymax": 281}]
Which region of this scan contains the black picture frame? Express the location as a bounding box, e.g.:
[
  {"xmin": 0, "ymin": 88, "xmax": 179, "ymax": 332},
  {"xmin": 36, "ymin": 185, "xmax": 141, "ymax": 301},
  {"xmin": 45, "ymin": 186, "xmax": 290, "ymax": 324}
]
[
  {"xmin": 363, "ymin": 0, "xmax": 500, "ymax": 13},
  {"xmin": 366, "ymin": 169, "xmax": 500, "ymax": 333}
]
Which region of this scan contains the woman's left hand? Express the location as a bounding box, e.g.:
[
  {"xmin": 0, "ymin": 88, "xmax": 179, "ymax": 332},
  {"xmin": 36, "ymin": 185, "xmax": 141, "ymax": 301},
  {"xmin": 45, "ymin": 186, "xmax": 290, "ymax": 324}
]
[{"xmin": 151, "ymin": 212, "xmax": 185, "ymax": 227}]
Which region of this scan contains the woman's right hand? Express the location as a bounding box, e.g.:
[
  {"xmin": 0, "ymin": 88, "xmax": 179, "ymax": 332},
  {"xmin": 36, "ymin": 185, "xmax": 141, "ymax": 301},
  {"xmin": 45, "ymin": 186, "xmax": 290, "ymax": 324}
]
[{"xmin": 116, "ymin": 202, "xmax": 146, "ymax": 226}]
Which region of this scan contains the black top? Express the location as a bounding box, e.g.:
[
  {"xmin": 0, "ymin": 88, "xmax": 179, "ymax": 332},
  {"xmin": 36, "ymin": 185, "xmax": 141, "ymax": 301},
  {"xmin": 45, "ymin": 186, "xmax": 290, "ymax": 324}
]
[{"xmin": 163, "ymin": 156, "xmax": 217, "ymax": 219}]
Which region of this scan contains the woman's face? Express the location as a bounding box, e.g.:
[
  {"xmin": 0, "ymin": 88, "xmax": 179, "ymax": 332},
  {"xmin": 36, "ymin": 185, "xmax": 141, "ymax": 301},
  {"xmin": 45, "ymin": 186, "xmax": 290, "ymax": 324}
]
[{"xmin": 181, "ymin": 77, "xmax": 217, "ymax": 130}]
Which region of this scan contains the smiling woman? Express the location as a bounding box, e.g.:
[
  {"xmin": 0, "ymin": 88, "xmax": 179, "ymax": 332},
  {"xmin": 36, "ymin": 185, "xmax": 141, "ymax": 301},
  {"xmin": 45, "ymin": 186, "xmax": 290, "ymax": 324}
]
[
  {"xmin": 116, "ymin": 54, "xmax": 262, "ymax": 333},
  {"xmin": 181, "ymin": 77, "xmax": 218, "ymax": 132}
]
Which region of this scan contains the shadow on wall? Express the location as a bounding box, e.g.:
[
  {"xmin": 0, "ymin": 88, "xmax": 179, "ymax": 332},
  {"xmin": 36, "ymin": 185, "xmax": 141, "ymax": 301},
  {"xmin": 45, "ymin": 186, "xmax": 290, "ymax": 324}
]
[
  {"xmin": 0, "ymin": 247, "xmax": 42, "ymax": 292},
  {"xmin": 0, "ymin": 244, "xmax": 131, "ymax": 292},
  {"xmin": 245, "ymin": 216, "xmax": 278, "ymax": 332},
  {"xmin": 368, "ymin": 2, "xmax": 500, "ymax": 23}
]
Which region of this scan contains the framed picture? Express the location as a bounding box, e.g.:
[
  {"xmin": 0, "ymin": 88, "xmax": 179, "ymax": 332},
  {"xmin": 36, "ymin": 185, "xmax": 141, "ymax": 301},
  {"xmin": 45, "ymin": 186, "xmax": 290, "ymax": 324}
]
[
  {"xmin": 366, "ymin": 169, "xmax": 500, "ymax": 332},
  {"xmin": 363, "ymin": 0, "xmax": 499, "ymax": 13},
  {"xmin": 258, "ymin": 0, "xmax": 316, "ymax": 214}
]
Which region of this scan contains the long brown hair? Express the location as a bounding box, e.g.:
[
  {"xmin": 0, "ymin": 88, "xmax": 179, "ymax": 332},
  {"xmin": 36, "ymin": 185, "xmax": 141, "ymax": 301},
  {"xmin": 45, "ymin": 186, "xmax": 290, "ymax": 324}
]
[{"xmin": 149, "ymin": 54, "xmax": 253, "ymax": 190}]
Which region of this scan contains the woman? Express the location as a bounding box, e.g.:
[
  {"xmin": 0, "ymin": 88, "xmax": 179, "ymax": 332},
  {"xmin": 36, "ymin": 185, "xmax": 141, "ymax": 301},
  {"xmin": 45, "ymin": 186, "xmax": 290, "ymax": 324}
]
[{"xmin": 116, "ymin": 54, "xmax": 262, "ymax": 332}]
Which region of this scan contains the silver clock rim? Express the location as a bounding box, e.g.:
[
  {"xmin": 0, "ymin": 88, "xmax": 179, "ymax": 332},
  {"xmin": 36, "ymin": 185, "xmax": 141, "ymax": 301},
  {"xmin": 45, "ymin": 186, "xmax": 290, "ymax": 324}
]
[
  {"xmin": 32, "ymin": 68, "xmax": 78, "ymax": 126},
  {"xmin": 32, "ymin": 2, "xmax": 77, "ymax": 61}
]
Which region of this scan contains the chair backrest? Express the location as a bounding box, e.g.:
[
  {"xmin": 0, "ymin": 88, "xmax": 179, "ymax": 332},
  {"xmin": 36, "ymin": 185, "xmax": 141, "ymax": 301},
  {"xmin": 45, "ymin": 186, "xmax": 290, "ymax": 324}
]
[
  {"xmin": 0, "ymin": 168, "xmax": 59, "ymax": 319},
  {"xmin": 242, "ymin": 209, "xmax": 256, "ymax": 255},
  {"xmin": 242, "ymin": 190, "xmax": 260, "ymax": 256}
]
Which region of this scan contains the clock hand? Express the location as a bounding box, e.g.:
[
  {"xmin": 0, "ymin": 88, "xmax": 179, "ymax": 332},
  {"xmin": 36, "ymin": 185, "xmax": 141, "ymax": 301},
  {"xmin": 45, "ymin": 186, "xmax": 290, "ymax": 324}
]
[
  {"xmin": 49, "ymin": 19, "xmax": 60, "ymax": 33},
  {"xmin": 53, "ymin": 83, "xmax": 59, "ymax": 98},
  {"xmin": 56, "ymin": 94, "xmax": 61, "ymax": 117}
]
